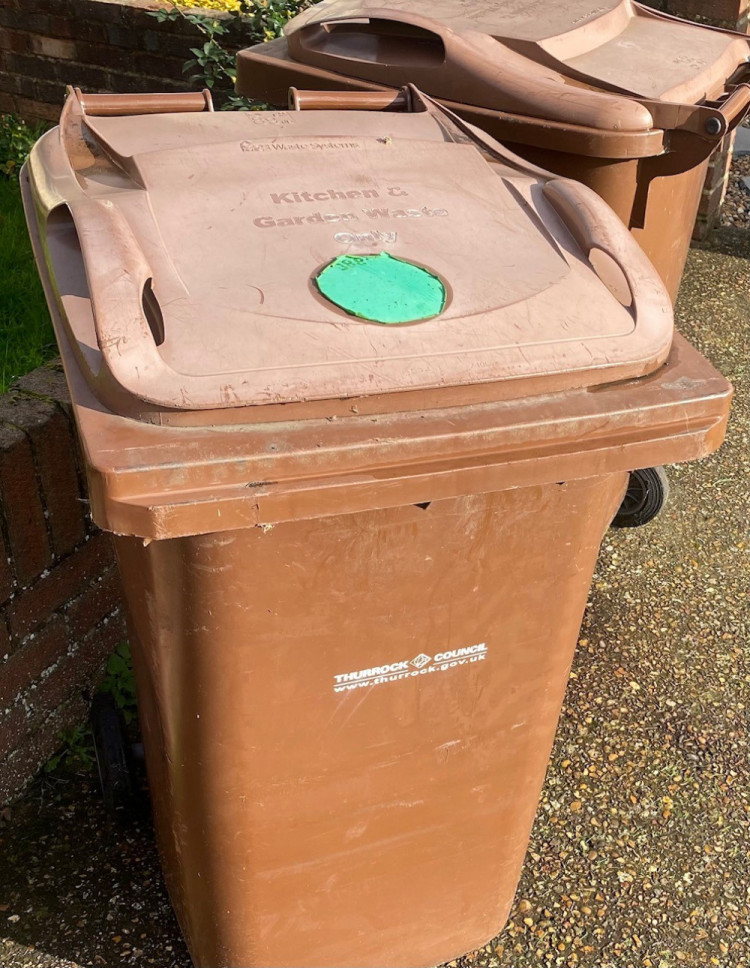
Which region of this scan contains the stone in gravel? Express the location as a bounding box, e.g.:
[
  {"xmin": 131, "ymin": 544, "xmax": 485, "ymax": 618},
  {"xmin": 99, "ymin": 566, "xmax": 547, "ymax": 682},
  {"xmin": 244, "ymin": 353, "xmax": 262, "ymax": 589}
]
[{"xmin": 733, "ymin": 125, "xmax": 750, "ymax": 156}]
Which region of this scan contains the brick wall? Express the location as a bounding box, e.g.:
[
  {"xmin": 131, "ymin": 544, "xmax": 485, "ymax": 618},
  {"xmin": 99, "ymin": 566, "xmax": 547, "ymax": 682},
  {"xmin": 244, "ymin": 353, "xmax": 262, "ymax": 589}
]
[
  {"xmin": 643, "ymin": 0, "xmax": 749, "ymax": 30},
  {"xmin": 0, "ymin": 0, "xmax": 240, "ymax": 123},
  {"xmin": 694, "ymin": 131, "xmax": 737, "ymax": 240},
  {"xmin": 0, "ymin": 362, "xmax": 125, "ymax": 805}
]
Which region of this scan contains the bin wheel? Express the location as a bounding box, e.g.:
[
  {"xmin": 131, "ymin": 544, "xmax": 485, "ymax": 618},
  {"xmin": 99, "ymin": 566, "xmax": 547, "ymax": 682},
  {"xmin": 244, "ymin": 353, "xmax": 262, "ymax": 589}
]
[
  {"xmin": 611, "ymin": 466, "xmax": 670, "ymax": 529},
  {"xmin": 90, "ymin": 693, "xmax": 134, "ymax": 813}
]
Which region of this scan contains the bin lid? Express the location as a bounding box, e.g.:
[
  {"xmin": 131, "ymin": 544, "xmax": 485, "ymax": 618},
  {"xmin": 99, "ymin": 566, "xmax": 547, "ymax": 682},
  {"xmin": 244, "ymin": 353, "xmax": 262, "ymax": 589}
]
[
  {"xmin": 285, "ymin": 0, "xmax": 750, "ymax": 111},
  {"xmin": 29, "ymin": 93, "xmax": 672, "ymax": 414}
]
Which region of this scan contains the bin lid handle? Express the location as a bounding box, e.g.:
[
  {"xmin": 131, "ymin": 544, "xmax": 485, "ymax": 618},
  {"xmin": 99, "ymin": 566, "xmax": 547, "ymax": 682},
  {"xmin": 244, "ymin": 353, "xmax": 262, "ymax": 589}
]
[
  {"xmin": 67, "ymin": 196, "xmax": 171, "ymax": 393},
  {"xmin": 75, "ymin": 89, "xmax": 214, "ymax": 117},
  {"xmin": 286, "ymin": 5, "xmax": 655, "ymax": 133},
  {"xmin": 542, "ymin": 179, "xmax": 672, "ymax": 335}
]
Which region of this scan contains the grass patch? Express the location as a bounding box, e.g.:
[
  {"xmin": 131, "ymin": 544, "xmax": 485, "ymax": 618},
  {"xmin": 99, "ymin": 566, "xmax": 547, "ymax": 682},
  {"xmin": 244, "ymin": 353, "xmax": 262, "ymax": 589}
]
[{"xmin": 0, "ymin": 177, "xmax": 56, "ymax": 392}]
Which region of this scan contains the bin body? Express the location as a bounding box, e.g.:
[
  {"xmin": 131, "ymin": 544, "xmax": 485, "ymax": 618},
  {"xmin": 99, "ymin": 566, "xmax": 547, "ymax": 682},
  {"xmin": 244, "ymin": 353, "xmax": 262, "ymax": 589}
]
[
  {"xmin": 236, "ymin": 0, "xmax": 750, "ymax": 300},
  {"xmin": 115, "ymin": 477, "xmax": 625, "ymax": 967},
  {"xmin": 21, "ymin": 89, "xmax": 732, "ymax": 968}
]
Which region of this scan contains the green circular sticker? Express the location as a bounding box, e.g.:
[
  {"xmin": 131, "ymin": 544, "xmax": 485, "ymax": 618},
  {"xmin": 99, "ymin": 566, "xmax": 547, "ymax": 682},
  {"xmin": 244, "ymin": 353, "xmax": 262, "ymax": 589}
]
[{"xmin": 315, "ymin": 252, "xmax": 446, "ymax": 324}]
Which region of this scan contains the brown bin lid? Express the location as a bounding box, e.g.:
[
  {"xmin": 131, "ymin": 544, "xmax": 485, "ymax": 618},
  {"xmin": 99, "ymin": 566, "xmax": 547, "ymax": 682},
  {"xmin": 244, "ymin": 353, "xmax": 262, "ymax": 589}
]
[
  {"xmin": 28, "ymin": 89, "xmax": 673, "ymax": 414},
  {"xmin": 285, "ymin": 0, "xmax": 750, "ymax": 116}
]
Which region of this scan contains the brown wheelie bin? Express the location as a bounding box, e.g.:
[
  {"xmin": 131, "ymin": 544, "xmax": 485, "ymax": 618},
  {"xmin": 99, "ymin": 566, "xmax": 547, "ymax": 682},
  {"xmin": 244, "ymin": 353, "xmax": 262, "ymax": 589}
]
[
  {"xmin": 237, "ymin": 0, "xmax": 750, "ymax": 302},
  {"xmin": 22, "ymin": 87, "xmax": 731, "ymax": 968}
]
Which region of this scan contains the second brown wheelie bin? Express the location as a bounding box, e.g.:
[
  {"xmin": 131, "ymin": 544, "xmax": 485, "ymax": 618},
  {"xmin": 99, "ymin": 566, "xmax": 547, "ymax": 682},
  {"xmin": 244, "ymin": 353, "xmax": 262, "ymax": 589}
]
[
  {"xmin": 22, "ymin": 86, "xmax": 731, "ymax": 968},
  {"xmin": 237, "ymin": 0, "xmax": 750, "ymax": 302}
]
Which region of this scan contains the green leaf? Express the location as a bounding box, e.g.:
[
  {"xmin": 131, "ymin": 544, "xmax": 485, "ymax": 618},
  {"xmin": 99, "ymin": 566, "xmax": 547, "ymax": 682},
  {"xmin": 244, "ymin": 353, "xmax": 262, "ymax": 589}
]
[{"xmin": 108, "ymin": 653, "xmax": 127, "ymax": 675}]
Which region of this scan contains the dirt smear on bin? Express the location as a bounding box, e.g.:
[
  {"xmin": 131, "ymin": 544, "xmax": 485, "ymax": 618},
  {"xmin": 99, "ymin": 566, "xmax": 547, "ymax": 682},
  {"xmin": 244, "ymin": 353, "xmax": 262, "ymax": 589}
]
[{"xmin": 0, "ymin": 230, "xmax": 748, "ymax": 968}]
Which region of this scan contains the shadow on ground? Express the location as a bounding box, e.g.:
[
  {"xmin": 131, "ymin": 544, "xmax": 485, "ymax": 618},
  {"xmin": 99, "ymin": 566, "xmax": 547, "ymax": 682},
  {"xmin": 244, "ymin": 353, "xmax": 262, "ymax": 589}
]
[{"xmin": 0, "ymin": 231, "xmax": 748, "ymax": 968}]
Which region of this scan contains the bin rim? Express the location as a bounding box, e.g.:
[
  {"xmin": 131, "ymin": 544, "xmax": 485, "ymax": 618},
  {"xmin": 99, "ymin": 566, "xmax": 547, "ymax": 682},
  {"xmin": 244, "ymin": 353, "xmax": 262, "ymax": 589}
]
[{"xmin": 47, "ymin": 308, "xmax": 733, "ymax": 540}]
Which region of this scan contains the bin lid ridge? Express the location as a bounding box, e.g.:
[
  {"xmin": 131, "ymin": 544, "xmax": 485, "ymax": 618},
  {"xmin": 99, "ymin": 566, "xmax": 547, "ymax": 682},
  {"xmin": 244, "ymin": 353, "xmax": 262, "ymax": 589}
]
[
  {"xmin": 289, "ymin": 0, "xmax": 627, "ymax": 43},
  {"xmin": 31, "ymin": 97, "xmax": 673, "ymax": 414}
]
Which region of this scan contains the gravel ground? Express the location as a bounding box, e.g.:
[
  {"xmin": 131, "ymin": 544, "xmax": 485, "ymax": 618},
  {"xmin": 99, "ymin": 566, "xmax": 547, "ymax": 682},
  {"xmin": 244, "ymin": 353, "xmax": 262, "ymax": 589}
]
[
  {"xmin": 721, "ymin": 153, "xmax": 750, "ymax": 229},
  {"xmin": 0, "ymin": 230, "xmax": 748, "ymax": 968}
]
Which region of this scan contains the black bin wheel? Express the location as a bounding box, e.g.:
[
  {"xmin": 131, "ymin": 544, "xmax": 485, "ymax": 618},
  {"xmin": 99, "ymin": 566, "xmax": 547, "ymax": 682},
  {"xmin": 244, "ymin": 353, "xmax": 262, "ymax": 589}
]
[
  {"xmin": 611, "ymin": 466, "xmax": 670, "ymax": 529},
  {"xmin": 90, "ymin": 692, "xmax": 134, "ymax": 813}
]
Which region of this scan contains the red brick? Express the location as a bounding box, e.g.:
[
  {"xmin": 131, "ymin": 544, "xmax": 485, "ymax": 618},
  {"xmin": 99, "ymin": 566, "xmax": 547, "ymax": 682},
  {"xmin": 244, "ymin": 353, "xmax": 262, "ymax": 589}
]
[
  {"xmin": 65, "ymin": 567, "xmax": 123, "ymax": 642},
  {"xmin": 0, "ymin": 692, "xmax": 88, "ymax": 804},
  {"xmin": 10, "ymin": 0, "xmax": 71, "ymax": 16},
  {"xmin": 0, "ymin": 615, "xmax": 67, "ymax": 707},
  {"xmin": 76, "ymin": 613, "xmax": 126, "ymax": 672},
  {"xmin": 142, "ymin": 27, "xmax": 201, "ymax": 58},
  {"xmin": 0, "ymin": 602, "xmax": 124, "ymax": 777},
  {"xmin": 68, "ymin": 0, "xmax": 129, "ymax": 25},
  {"xmin": 9, "ymin": 74, "xmax": 42, "ymax": 102},
  {"xmin": 49, "ymin": 16, "xmax": 108, "ymax": 44},
  {"xmin": 0, "ymin": 391, "xmax": 85, "ymax": 556},
  {"xmin": 692, "ymin": 215, "xmax": 714, "ymax": 241},
  {"xmin": 704, "ymin": 149, "xmax": 734, "ymax": 193},
  {"xmin": 0, "ymin": 71, "xmax": 24, "ymax": 97},
  {"xmin": 0, "ymin": 704, "xmax": 28, "ymax": 762},
  {"xmin": 7, "ymin": 622, "xmax": 113, "ymax": 741},
  {"xmin": 0, "ymin": 27, "xmax": 31, "ymax": 54},
  {"xmin": 0, "ymin": 396, "xmax": 55, "ymax": 442},
  {"xmin": 0, "ymin": 11, "xmax": 51, "ymax": 35},
  {"xmin": 73, "ymin": 38, "xmax": 137, "ymax": 72},
  {"xmin": 0, "ymin": 618, "xmax": 11, "ymax": 660},
  {"xmin": 13, "ymin": 97, "xmax": 63, "ymax": 124},
  {"xmin": 103, "ymin": 20, "xmax": 145, "ymax": 49},
  {"xmin": 649, "ymin": 0, "xmax": 748, "ymax": 27},
  {"xmin": 4, "ymin": 51, "xmax": 60, "ymax": 83},
  {"xmin": 0, "ymin": 422, "xmax": 51, "ymax": 587},
  {"xmin": 8, "ymin": 532, "xmax": 115, "ymax": 638},
  {"xmin": 109, "ymin": 71, "xmax": 194, "ymax": 95},
  {"xmin": 30, "ymin": 35, "xmax": 77, "ymax": 60},
  {"xmin": 0, "ymin": 530, "xmax": 14, "ymax": 605},
  {"xmin": 697, "ymin": 181, "xmax": 727, "ymax": 218},
  {"xmin": 31, "ymin": 409, "xmax": 86, "ymax": 558},
  {"xmin": 133, "ymin": 50, "xmax": 187, "ymax": 82},
  {"xmin": 14, "ymin": 363, "xmax": 70, "ymax": 407},
  {"xmin": 0, "ymin": 617, "xmax": 123, "ymax": 800},
  {"xmin": 18, "ymin": 79, "xmax": 68, "ymax": 113},
  {"xmin": 53, "ymin": 59, "xmax": 110, "ymax": 90}
]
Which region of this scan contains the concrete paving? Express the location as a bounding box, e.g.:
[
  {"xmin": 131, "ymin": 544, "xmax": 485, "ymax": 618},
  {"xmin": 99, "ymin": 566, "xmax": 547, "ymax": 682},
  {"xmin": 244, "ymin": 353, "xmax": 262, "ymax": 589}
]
[{"xmin": 0, "ymin": 229, "xmax": 747, "ymax": 968}]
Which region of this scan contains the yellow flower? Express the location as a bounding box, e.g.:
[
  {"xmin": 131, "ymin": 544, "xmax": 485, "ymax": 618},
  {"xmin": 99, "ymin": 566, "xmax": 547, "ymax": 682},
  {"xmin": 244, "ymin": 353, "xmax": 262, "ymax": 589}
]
[{"xmin": 175, "ymin": 0, "xmax": 242, "ymax": 10}]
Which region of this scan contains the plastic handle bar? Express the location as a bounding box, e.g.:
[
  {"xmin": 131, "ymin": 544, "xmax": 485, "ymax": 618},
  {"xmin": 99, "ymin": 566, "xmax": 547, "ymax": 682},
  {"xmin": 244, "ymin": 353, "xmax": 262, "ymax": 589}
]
[
  {"xmin": 77, "ymin": 90, "xmax": 213, "ymax": 117},
  {"xmin": 289, "ymin": 88, "xmax": 411, "ymax": 110},
  {"xmin": 715, "ymin": 85, "xmax": 750, "ymax": 129}
]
